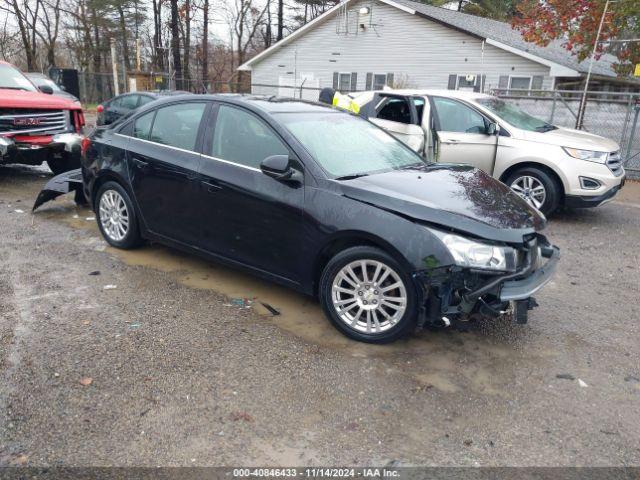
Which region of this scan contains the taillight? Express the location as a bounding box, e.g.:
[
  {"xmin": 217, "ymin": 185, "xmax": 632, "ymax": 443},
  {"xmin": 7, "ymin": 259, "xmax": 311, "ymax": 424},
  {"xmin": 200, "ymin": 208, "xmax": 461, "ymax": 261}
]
[
  {"xmin": 97, "ymin": 104, "xmax": 104, "ymax": 113},
  {"xmin": 81, "ymin": 137, "xmax": 91, "ymax": 156}
]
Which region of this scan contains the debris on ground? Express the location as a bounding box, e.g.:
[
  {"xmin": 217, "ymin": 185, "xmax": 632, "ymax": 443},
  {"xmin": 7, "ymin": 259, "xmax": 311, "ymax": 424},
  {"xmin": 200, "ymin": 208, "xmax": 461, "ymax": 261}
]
[
  {"xmin": 556, "ymin": 373, "xmax": 575, "ymax": 380},
  {"xmin": 14, "ymin": 209, "xmax": 24, "ymax": 213},
  {"xmin": 252, "ymin": 302, "xmax": 280, "ymax": 316},
  {"xmin": 79, "ymin": 377, "xmax": 93, "ymax": 386},
  {"xmin": 578, "ymin": 379, "xmax": 588, "ymax": 388},
  {"xmin": 88, "ymin": 270, "xmax": 100, "ymax": 276},
  {"xmin": 227, "ymin": 298, "xmax": 254, "ymax": 309},
  {"xmin": 103, "ymin": 284, "xmax": 117, "ymax": 290},
  {"xmin": 230, "ymin": 411, "xmax": 254, "ymax": 422},
  {"xmin": 129, "ymin": 323, "xmax": 141, "ymax": 329},
  {"xmin": 86, "ymin": 217, "xmax": 95, "ymax": 221}
]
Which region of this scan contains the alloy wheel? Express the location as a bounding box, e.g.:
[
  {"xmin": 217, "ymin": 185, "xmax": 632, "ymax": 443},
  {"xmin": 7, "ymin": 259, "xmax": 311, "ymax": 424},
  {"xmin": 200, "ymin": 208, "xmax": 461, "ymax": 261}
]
[
  {"xmin": 331, "ymin": 259, "xmax": 407, "ymax": 334},
  {"xmin": 510, "ymin": 175, "xmax": 547, "ymax": 210},
  {"xmin": 98, "ymin": 190, "xmax": 130, "ymax": 242}
]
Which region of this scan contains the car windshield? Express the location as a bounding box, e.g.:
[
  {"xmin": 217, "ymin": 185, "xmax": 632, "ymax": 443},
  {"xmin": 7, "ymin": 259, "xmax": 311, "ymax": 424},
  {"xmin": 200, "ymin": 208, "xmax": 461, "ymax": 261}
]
[
  {"xmin": 278, "ymin": 112, "xmax": 425, "ymax": 178},
  {"xmin": 0, "ymin": 64, "xmax": 38, "ymax": 92},
  {"xmin": 476, "ymin": 97, "xmax": 557, "ymax": 132}
]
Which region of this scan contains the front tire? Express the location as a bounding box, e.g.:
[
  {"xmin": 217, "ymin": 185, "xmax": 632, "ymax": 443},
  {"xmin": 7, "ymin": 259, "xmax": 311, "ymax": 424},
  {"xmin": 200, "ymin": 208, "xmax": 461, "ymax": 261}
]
[
  {"xmin": 319, "ymin": 246, "xmax": 418, "ymax": 343},
  {"xmin": 506, "ymin": 166, "xmax": 561, "ymax": 216},
  {"xmin": 95, "ymin": 181, "xmax": 142, "ymax": 249}
]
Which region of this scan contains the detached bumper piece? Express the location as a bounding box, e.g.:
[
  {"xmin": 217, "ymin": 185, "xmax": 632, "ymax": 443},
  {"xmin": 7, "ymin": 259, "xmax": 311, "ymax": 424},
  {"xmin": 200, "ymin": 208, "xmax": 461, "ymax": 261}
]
[
  {"xmin": 33, "ymin": 168, "xmax": 85, "ymax": 211},
  {"xmin": 417, "ymin": 235, "xmax": 559, "ymax": 327}
]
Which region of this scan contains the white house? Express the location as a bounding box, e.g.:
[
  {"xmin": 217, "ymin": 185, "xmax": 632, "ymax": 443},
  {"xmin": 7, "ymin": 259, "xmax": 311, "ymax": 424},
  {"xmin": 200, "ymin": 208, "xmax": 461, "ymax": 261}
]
[{"xmin": 238, "ymin": 0, "xmax": 635, "ymax": 100}]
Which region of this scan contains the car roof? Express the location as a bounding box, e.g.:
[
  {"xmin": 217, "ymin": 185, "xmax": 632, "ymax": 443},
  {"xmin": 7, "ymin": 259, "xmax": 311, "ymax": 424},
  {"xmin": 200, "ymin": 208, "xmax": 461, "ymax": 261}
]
[
  {"xmin": 366, "ymin": 88, "xmax": 494, "ymax": 101},
  {"xmin": 134, "ymin": 93, "xmax": 337, "ymax": 115},
  {"xmin": 25, "ymin": 72, "xmax": 48, "ymax": 78}
]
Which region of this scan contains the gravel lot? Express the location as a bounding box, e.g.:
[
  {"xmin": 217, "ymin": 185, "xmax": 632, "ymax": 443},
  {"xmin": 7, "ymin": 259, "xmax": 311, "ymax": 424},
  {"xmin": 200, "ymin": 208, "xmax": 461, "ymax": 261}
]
[{"xmin": 0, "ymin": 162, "xmax": 639, "ymax": 467}]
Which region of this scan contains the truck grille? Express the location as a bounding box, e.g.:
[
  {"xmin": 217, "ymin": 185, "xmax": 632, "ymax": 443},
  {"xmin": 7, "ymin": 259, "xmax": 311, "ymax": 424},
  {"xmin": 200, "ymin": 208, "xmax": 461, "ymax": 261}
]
[
  {"xmin": 606, "ymin": 151, "xmax": 624, "ymax": 177},
  {"xmin": 0, "ymin": 109, "xmax": 69, "ymax": 136}
]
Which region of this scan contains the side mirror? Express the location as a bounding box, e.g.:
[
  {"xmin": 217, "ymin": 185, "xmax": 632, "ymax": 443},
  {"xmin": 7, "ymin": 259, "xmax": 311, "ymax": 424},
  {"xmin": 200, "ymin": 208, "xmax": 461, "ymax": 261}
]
[
  {"xmin": 260, "ymin": 154, "xmax": 294, "ymax": 180},
  {"xmin": 487, "ymin": 122, "xmax": 500, "ymax": 136},
  {"xmin": 39, "ymin": 85, "xmax": 54, "ymax": 95}
]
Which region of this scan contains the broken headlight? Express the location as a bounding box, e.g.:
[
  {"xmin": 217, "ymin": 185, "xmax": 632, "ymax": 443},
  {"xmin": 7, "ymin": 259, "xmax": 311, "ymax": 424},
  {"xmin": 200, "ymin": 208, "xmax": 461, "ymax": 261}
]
[{"xmin": 433, "ymin": 231, "xmax": 516, "ymax": 272}]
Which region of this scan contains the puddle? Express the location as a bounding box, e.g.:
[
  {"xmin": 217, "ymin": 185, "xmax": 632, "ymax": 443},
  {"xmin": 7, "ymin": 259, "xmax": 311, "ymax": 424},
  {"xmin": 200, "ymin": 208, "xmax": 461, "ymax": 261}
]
[{"xmin": 28, "ymin": 195, "xmax": 560, "ymax": 394}]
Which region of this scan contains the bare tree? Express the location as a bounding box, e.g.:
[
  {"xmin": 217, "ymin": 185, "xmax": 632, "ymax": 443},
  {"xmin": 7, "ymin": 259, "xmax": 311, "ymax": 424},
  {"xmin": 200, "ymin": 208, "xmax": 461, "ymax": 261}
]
[{"xmin": 170, "ymin": 0, "xmax": 182, "ymax": 88}]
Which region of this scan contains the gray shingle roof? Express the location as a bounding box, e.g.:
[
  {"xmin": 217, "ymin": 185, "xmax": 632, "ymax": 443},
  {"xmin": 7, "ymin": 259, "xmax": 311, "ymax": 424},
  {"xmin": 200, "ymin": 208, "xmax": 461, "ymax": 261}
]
[{"xmin": 392, "ymin": 0, "xmax": 619, "ymax": 78}]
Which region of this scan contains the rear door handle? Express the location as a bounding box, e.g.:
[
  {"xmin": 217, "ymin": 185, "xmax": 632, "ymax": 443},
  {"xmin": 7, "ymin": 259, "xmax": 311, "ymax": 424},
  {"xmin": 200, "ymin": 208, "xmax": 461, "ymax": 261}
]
[
  {"xmin": 133, "ymin": 157, "xmax": 149, "ymax": 168},
  {"xmin": 202, "ymin": 180, "xmax": 222, "ymax": 193}
]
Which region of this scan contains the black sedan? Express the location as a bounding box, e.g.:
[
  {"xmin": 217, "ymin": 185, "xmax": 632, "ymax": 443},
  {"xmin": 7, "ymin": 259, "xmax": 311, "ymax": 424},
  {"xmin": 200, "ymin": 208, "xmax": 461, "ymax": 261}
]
[
  {"xmin": 96, "ymin": 90, "xmax": 186, "ymax": 126},
  {"xmin": 41, "ymin": 94, "xmax": 559, "ymax": 343}
]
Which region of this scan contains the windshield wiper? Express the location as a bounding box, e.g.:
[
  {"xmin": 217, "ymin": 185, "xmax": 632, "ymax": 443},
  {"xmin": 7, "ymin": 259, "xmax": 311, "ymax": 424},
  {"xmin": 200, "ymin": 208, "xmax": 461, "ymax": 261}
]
[
  {"xmin": 535, "ymin": 124, "xmax": 558, "ymax": 133},
  {"xmin": 334, "ymin": 172, "xmax": 370, "ymax": 181}
]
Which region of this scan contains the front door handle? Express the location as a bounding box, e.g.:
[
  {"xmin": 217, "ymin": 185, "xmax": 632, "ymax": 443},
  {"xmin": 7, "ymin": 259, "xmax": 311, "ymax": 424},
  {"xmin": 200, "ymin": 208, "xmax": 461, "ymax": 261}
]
[{"xmin": 202, "ymin": 180, "xmax": 222, "ymax": 193}]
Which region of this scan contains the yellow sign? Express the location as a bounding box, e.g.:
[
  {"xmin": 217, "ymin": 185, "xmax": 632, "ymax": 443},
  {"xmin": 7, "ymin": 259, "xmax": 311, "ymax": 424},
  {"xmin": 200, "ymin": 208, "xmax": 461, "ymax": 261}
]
[{"xmin": 635, "ymin": 63, "xmax": 640, "ymax": 77}]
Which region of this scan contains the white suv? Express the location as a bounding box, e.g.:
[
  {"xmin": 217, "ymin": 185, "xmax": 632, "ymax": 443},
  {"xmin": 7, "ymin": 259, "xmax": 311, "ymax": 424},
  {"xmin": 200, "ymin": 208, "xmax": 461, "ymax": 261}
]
[{"xmin": 349, "ymin": 89, "xmax": 626, "ymax": 215}]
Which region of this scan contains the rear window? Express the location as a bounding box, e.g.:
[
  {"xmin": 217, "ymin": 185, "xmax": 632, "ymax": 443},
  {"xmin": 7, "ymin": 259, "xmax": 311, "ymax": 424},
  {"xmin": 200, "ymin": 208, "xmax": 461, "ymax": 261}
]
[
  {"xmin": 149, "ymin": 103, "xmax": 207, "ymax": 151},
  {"xmin": 133, "ymin": 111, "xmax": 155, "ymax": 139}
]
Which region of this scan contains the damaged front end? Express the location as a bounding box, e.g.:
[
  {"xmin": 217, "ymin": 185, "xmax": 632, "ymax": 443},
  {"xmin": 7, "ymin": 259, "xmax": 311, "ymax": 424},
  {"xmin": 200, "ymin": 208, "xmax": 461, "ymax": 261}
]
[{"xmin": 416, "ymin": 233, "xmax": 560, "ymax": 328}]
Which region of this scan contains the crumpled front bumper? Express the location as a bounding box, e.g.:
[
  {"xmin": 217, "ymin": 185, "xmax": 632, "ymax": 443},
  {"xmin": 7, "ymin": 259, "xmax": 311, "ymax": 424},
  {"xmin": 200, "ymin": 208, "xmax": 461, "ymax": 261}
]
[
  {"xmin": 416, "ymin": 235, "xmax": 560, "ymax": 326},
  {"xmin": 499, "ymin": 245, "xmax": 559, "ymax": 301},
  {"xmin": 0, "ymin": 132, "xmax": 83, "ymax": 164}
]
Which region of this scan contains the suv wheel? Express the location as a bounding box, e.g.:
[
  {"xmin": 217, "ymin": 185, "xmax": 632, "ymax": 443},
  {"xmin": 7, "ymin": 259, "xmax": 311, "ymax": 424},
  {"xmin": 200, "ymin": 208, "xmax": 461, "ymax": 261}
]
[
  {"xmin": 319, "ymin": 246, "xmax": 417, "ymax": 343},
  {"xmin": 47, "ymin": 152, "xmax": 80, "ymax": 175},
  {"xmin": 95, "ymin": 182, "xmax": 142, "ymax": 249},
  {"xmin": 506, "ymin": 166, "xmax": 560, "ymax": 215}
]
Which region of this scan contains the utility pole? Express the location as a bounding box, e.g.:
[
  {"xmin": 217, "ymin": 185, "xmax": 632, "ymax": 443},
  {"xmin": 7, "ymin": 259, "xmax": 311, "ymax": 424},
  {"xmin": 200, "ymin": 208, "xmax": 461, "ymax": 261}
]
[
  {"xmin": 576, "ymin": 0, "xmax": 612, "ymax": 130},
  {"xmin": 111, "ymin": 38, "xmax": 120, "ymax": 96}
]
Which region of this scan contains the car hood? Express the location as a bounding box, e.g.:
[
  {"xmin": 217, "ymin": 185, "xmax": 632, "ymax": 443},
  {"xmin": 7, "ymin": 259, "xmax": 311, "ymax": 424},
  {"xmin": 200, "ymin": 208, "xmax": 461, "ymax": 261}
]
[
  {"xmin": 338, "ymin": 164, "xmax": 546, "ymax": 243},
  {"xmin": 521, "ymin": 126, "xmax": 619, "ymax": 152},
  {"xmin": 0, "ymin": 88, "xmax": 81, "ymax": 109}
]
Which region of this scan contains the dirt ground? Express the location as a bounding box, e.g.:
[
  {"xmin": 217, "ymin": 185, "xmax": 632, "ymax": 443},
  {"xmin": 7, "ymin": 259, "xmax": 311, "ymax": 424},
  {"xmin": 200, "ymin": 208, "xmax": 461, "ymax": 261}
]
[{"xmin": 0, "ymin": 162, "xmax": 639, "ymax": 467}]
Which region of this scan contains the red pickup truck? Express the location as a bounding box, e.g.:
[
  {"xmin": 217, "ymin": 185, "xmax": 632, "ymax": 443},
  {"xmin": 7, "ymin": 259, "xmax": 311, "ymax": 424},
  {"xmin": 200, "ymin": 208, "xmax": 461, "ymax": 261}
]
[{"xmin": 0, "ymin": 61, "xmax": 84, "ymax": 174}]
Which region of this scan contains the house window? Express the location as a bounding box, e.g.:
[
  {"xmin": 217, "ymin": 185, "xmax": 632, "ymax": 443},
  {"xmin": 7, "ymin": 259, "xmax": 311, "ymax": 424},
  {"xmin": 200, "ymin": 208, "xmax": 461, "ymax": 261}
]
[
  {"xmin": 373, "ymin": 74, "xmax": 387, "ymax": 90},
  {"xmin": 457, "ymin": 75, "xmax": 476, "ymax": 91},
  {"xmin": 339, "ymin": 73, "xmax": 352, "ymax": 91},
  {"xmin": 509, "ymin": 76, "xmax": 532, "ymax": 90}
]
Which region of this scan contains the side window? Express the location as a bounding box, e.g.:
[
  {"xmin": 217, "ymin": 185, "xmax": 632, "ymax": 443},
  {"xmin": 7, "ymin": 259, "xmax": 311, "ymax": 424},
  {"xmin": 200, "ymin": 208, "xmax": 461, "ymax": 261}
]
[
  {"xmin": 120, "ymin": 94, "xmax": 139, "ymax": 110},
  {"xmin": 210, "ymin": 105, "xmax": 288, "ymax": 169},
  {"xmin": 149, "ymin": 102, "xmax": 207, "ymax": 151},
  {"xmin": 432, "ymin": 97, "xmax": 486, "ymax": 134},
  {"xmin": 110, "ymin": 96, "xmax": 123, "ymax": 108},
  {"xmin": 377, "ymin": 97, "xmax": 412, "ymax": 124},
  {"xmin": 133, "ymin": 110, "xmax": 155, "ymax": 140}
]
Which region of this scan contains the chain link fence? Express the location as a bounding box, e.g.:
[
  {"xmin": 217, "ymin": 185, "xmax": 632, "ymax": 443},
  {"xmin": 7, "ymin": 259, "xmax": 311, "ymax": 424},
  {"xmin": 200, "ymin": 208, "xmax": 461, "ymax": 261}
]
[
  {"xmin": 77, "ymin": 71, "xmax": 248, "ymax": 105},
  {"xmin": 74, "ymin": 74, "xmax": 640, "ymax": 178},
  {"xmin": 491, "ymin": 89, "xmax": 640, "ymax": 177}
]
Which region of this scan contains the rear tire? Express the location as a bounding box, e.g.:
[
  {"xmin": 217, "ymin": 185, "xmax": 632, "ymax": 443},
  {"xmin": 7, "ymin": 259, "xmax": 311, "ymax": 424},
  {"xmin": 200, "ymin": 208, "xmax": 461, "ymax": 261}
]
[
  {"xmin": 505, "ymin": 166, "xmax": 561, "ymax": 216},
  {"xmin": 95, "ymin": 181, "xmax": 142, "ymax": 249},
  {"xmin": 319, "ymin": 246, "xmax": 418, "ymax": 343},
  {"xmin": 47, "ymin": 152, "xmax": 80, "ymax": 175}
]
